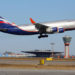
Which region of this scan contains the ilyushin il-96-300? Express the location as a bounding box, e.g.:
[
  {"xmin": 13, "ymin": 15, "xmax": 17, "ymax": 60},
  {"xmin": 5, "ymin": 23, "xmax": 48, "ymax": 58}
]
[{"xmin": 0, "ymin": 16, "xmax": 75, "ymax": 38}]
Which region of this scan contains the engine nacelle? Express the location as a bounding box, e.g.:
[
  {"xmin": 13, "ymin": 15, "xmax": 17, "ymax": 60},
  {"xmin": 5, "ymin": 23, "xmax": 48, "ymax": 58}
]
[
  {"xmin": 46, "ymin": 27, "xmax": 58, "ymax": 33},
  {"xmin": 46, "ymin": 27, "xmax": 64, "ymax": 33},
  {"xmin": 58, "ymin": 28, "xmax": 64, "ymax": 33}
]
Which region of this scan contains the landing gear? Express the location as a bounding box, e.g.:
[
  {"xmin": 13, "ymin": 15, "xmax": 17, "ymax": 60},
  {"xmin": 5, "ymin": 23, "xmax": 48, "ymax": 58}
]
[{"xmin": 38, "ymin": 34, "xmax": 48, "ymax": 39}]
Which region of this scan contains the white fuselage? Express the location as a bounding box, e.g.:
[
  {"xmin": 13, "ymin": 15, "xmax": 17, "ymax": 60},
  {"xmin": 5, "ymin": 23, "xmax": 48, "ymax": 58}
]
[{"xmin": 19, "ymin": 20, "xmax": 75, "ymax": 33}]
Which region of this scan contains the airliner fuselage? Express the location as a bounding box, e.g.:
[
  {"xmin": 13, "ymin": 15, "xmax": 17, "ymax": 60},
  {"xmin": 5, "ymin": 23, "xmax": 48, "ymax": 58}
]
[{"xmin": 0, "ymin": 17, "xmax": 75, "ymax": 38}]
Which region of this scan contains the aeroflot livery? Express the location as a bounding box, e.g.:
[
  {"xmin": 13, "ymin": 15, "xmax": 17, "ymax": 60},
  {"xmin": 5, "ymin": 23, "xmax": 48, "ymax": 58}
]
[{"xmin": 0, "ymin": 16, "xmax": 75, "ymax": 38}]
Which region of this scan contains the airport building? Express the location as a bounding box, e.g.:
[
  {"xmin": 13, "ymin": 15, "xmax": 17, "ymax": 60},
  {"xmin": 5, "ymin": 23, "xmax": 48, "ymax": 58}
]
[
  {"xmin": 3, "ymin": 51, "xmax": 27, "ymax": 57},
  {"xmin": 22, "ymin": 50, "xmax": 63, "ymax": 57}
]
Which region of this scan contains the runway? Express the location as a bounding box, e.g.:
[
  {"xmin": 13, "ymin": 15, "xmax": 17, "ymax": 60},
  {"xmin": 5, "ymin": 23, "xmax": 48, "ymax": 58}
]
[
  {"xmin": 0, "ymin": 58, "xmax": 75, "ymax": 66},
  {"xmin": 0, "ymin": 69, "xmax": 75, "ymax": 75},
  {"xmin": 0, "ymin": 57, "xmax": 75, "ymax": 75},
  {"xmin": 0, "ymin": 57, "xmax": 75, "ymax": 70}
]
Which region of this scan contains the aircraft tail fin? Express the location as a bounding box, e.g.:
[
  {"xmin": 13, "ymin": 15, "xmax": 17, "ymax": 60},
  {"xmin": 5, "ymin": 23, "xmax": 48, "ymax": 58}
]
[
  {"xmin": 0, "ymin": 16, "xmax": 16, "ymax": 29},
  {"xmin": 0, "ymin": 16, "xmax": 11, "ymax": 24},
  {"xmin": 0, "ymin": 16, "xmax": 5, "ymax": 19}
]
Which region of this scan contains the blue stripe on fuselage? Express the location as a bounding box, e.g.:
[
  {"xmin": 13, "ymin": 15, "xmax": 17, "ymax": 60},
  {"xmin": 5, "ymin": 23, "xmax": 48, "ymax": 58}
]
[
  {"xmin": 0, "ymin": 20, "xmax": 3, "ymax": 21},
  {"xmin": 0, "ymin": 23, "xmax": 39, "ymax": 35}
]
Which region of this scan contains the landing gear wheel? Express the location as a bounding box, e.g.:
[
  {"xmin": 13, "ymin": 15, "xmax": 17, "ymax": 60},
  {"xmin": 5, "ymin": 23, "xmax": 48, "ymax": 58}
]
[
  {"xmin": 38, "ymin": 36, "xmax": 41, "ymax": 39},
  {"xmin": 38, "ymin": 34, "xmax": 48, "ymax": 39},
  {"xmin": 45, "ymin": 35, "xmax": 48, "ymax": 37}
]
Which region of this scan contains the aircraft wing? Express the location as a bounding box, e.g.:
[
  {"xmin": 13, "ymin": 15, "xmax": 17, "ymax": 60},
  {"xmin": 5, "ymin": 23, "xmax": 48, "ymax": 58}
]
[
  {"xmin": 30, "ymin": 18, "xmax": 48, "ymax": 34},
  {"xmin": 30, "ymin": 18, "xmax": 64, "ymax": 38}
]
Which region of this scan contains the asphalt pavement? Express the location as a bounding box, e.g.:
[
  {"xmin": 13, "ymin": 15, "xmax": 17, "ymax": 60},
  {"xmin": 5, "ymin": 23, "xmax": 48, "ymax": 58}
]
[{"xmin": 0, "ymin": 69, "xmax": 75, "ymax": 75}]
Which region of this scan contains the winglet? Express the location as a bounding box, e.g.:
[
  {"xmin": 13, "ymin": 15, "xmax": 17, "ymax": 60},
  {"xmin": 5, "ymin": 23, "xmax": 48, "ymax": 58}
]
[
  {"xmin": 30, "ymin": 18, "xmax": 36, "ymax": 24},
  {"xmin": 12, "ymin": 22, "xmax": 16, "ymax": 26}
]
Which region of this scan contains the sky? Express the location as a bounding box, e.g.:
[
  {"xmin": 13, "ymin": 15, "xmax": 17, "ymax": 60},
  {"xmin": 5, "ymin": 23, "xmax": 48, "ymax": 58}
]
[{"xmin": 0, "ymin": 0, "xmax": 75, "ymax": 55}]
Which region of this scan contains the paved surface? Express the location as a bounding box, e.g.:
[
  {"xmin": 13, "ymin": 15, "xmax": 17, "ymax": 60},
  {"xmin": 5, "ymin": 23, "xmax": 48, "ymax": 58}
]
[
  {"xmin": 0, "ymin": 69, "xmax": 75, "ymax": 75},
  {"xmin": 0, "ymin": 59, "xmax": 75, "ymax": 75},
  {"xmin": 0, "ymin": 59, "xmax": 39, "ymax": 65},
  {"xmin": 0, "ymin": 59, "xmax": 75, "ymax": 65}
]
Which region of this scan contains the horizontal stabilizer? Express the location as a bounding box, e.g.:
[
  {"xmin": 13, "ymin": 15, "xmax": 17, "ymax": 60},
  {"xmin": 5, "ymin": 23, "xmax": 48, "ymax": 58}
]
[{"xmin": 0, "ymin": 16, "xmax": 4, "ymax": 19}]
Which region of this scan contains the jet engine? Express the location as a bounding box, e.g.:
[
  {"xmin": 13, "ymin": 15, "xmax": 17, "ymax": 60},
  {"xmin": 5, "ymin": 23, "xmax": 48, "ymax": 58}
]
[
  {"xmin": 46, "ymin": 27, "xmax": 57, "ymax": 33},
  {"xmin": 58, "ymin": 28, "xmax": 65, "ymax": 33},
  {"xmin": 46, "ymin": 27, "xmax": 64, "ymax": 33}
]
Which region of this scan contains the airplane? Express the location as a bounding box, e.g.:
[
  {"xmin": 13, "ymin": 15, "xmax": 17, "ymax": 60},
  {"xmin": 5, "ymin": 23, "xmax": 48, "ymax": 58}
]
[{"xmin": 0, "ymin": 16, "xmax": 75, "ymax": 38}]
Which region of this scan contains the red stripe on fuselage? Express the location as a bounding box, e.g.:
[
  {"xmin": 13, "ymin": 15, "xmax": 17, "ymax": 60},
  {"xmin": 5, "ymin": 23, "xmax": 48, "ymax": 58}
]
[
  {"xmin": 65, "ymin": 28, "xmax": 75, "ymax": 31},
  {"xmin": 0, "ymin": 21, "xmax": 75, "ymax": 33},
  {"xmin": 0, "ymin": 21, "xmax": 6, "ymax": 23},
  {"xmin": 0, "ymin": 21, "xmax": 38, "ymax": 33}
]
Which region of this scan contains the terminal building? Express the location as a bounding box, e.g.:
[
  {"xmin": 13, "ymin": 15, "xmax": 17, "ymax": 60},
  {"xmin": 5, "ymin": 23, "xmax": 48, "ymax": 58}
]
[{"xmin": 21, "ymin": 50, "xmax": 63, "ymax": 57}]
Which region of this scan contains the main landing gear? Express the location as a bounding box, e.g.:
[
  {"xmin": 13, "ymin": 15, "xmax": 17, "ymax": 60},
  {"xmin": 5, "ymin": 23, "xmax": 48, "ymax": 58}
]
[{"xmin": 38, "ymin": 34, "xmax": 48, "ymax": 39}]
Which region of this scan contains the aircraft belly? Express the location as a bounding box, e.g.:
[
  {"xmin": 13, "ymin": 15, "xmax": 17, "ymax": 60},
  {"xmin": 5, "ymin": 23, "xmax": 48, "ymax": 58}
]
[{"xmin": 2, "ymin": 27, "xmax": 39, "ymax": 35}]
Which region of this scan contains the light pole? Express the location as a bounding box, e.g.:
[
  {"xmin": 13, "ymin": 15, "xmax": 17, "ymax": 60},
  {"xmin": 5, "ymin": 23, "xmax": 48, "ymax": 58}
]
[{"xmin": 50, "ymin": 43, "xmax": 55, "ymax": 57}]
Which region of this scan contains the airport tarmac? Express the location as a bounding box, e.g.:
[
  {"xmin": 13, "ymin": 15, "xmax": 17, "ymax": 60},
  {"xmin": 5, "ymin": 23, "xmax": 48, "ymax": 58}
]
[
  {"xmin": 0, "ymin": 58, "xmax": 75, "ymax": 70},
  {"xmin": 0, "ymin": 58, "xmax": 75, "ymax": 66},
  {"xmin": 0, "ymin": 68, "xmax": 75, "ymax": 75}
]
